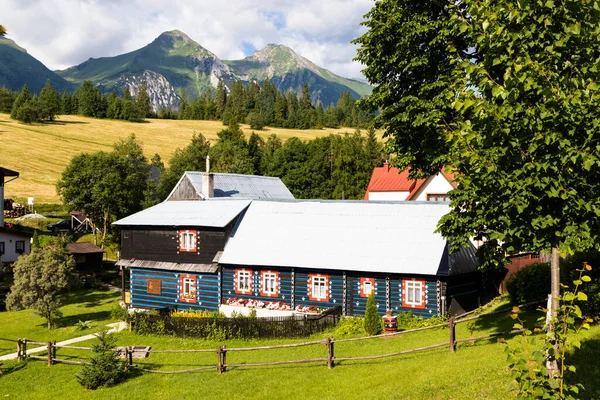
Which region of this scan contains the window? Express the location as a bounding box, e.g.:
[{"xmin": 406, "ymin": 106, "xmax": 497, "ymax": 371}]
[
  {"xmin": 179, "ymin": 275, "xmax": 196, "ymax": 303},
  {"xmin": 360, "ymin": 278, "xmax": 374, "ymax": 297},
  {"xmin": 309, "ymin": 274, "xmax": 329, "ymax": 301},
  {"xmin": 402, "ymin": 279, "xmax": 426, "ymax": 309},
  {"xmin": 426, "ymin": 193, "xmax": 448, "ymax": 202},
  {"xmin": 179, "ymin": 230, "xmax": 197, "ymax": 252},
  {"xmin": 261, "ymin": 271, "xmax": 278, "ymax": 296},
  {"xmin": 15, "ymin": 241, "xmax": 25, "ymax": 254},
  {"xmin": 235, "ymin": 269, "xmax": 252, "ymax": 294},
  {"xmin": 0, "ymin": 242, "xmax": 4, "ymax": 255}
]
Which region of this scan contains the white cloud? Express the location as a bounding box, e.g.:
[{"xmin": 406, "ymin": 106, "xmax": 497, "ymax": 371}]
[{"xmin": 1, "ymin": 0, "xmax": 372, "ymax": 79}]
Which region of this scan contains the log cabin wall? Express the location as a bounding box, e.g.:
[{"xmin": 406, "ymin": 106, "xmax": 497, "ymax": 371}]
[
  {"xmin": 130, "ymin": 267, "xmax": 220, "ymax": 311},
  {"xmin": 346, "ymin": 273, "xmax": 389, "ymax": 316},
  {"xmin": 221, "ymin": 266, "xmax": 293, "ymax": 308},
  {"xmin": 389, "ymin": 276, "xmax": 439, "ymax": 318},
  {"xmin": 293, "ymin": 269, "xmax": 345, "ymax": 311}
]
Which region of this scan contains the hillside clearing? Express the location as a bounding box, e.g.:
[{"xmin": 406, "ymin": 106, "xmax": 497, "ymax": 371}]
[{"xmin": 0, "ymin": 113, "xmax": 359, "ymax": 203}]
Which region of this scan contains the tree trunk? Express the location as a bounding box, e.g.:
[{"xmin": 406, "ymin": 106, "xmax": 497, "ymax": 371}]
[
  {"xmin": 46, "ymin": 307, "xmax": 52, "ymax": 330},
  {"xmin": 546, "ymin": 244, "xmax": 561, "ymax": 376}
]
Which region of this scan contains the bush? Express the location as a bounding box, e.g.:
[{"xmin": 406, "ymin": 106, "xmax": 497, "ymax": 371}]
[
  {"xmin": 334, "ymin": 316, "xmax": 366, "ymax": 336},
  {"xmin": 110, "ymin": 305, "xmax": 130, "ymax": 321},
  {"xmin": 76, "ymin": 331, "xmax": 125, "ymax": 390},
  {"xmin": 363, "ymin": 294, "xmax": 382, "ymax": 335},
  {"xmin": 561, "ymin": 250, "xmax": 600, "ymax": 317},
  {"xmin": 395, "ymin": 312, "xmax": 448, "ymax": 330},
  {"xmin": 506, "ymin": 262, "xmax": 551, "ymax": 304}
]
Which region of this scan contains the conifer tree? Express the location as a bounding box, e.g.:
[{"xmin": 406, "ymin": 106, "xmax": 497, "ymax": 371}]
[
  {"xmin": 364, "ymin": 293, "xmax": 382, "ymax": 335},
  {"xmin": 10, "ymin": 84, "xmax": 31, "ymax": 119},
  {"xmin": 135, "ymin": 81, "xmax": 151, "ymax": 118},
  {"xmin": 0, "ymin": 86, "xmax": 16, "ymax": 113},
  {"xmin": 61, "ymin": 89, "xmax": 73, "ymax": 115},
  {"xmin": 39, "ymin": 80, "xmax": 62, "ymax": 121},
  {"xmin": 215, "ymin": 78, "xmax": 227, "ymax": 119}
]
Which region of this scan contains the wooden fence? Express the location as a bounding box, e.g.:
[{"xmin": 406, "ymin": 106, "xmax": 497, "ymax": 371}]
[
  {"xmin": 130, "ymin": 306, "xmax": 343, "ymax": 339},
  {"xmin": 0, "ymin": 301, "xmax": 543, "ymax": 375}
]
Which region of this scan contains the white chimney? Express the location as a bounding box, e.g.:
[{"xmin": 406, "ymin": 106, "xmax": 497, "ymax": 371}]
[{"xmin": 202, "ymin": 155, "xmax": 214, "ymax": 199}]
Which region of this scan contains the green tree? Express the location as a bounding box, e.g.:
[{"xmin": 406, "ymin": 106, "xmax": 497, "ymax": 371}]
[
  {"xmin": 215, "ymin": 78, "xmax": 227, "ymax": 119},
  {"xmin": 0, "ymin": 25, "xmax": 6, "ymax": 37},
  {"xmin": 156, "ymin": 133, "xmax": 211, "ymax": 200},
  {"xmin": 0, "ymin": 86, "xmax": 16, "ymax": 113},
  {"xmin": 61, "ymin": 89, "xmax": 73, "ymax": 115},
  {"xmin": 209, "ymin": 123, "xmax": 253, "ymax": 174},
  {"xmin": 76, "ymin": 331, "xmax": 125, "ymax": 389},
  {"xmin": 353, "ymin": 0, "xmax": 467, "ymax": 177},
  {"xmin": 135, "ymin": 81, "xmax": 152, "ymax": 118},
  {"xmin": 75, "ymin": 80, "xmax": 103, "ymax": 117},
  {"xmin": 57, "ymin": 136, "xmax": 150, "ymax": 245},
  {"xmin": 31, "ymin": 230, "xmax": 40, "ymax": 249},
  {"xmin": 38, "ymin": 79, "xmax": 62, "ymax": 121},
  {"xmin": 364, "ymin": 293, "xmax": 382, "ymax": 335},
  {"xmin": 6, "ymin": 247, "xmax": 74, "ymax": 329},
  {"xmin": 15, "ymin": 97, "xmax": 42, "ymax": 123},
  {"xmin": 10, "ymin": 84, "xmax": 31, "ymax": 120},
  {"xmin": 247, "ymin": 132, "xmax": 264, "ymax": 175}
]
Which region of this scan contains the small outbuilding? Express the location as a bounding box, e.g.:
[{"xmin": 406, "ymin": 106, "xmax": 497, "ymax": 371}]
[{"xmin": 66, "ymin": 242, "xmax": 104, "ymax": 273}]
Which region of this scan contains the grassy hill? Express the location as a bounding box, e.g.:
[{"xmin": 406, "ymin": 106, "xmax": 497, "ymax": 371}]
[
  {"xmin": 0, "ymin": 113, "xmax": 357, "ymax": 204},
  {"xmin": 0, "ymin": 37, "xmax": 76, "ymax": 93}
]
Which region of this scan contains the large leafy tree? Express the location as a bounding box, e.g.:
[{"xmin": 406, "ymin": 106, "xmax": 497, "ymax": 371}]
[
  {"xmin": 353, "ymin": 0, "xmax": 468, "ymax": 178},
  {"xmin": 57, "ymin": 135, "xmax": 150, "ymax": 245},
  {"xmin": 0, "ymin": 25, "xmax": 6, "ymax": 37},
  {"xmin": 355, "ymin": 0, "xmax": 600, "ymax": 324},
  {"xmin": 6, "ymin": 247, "xmax": 74, "ymax": 329}
]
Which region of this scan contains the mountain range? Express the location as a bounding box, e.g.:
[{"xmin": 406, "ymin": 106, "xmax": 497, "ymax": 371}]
[{"xmin": 0, "ymin": 30, "xmax": 372, "ymax": 112}]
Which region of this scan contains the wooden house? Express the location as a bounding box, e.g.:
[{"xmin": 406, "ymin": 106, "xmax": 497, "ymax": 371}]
[
  {"xmin": 364, "ymin": 162, "xmax": 456, "ymax": 202},
  {"xmin": 66, "ymin": 242, "xmax": 104, "ymax": 272},
  {"xmin": 116, "ymin": 196, "xmax": 480, "ymax": 317},
  {"xmin": 0, "ymin": 166, "xmax": 33, "ymax": 263}
]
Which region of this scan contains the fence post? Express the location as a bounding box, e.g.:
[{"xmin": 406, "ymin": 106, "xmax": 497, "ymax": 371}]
[
  {"xmin": 47, "ymin": 342, "xmax": 53, "ymax": 366},
  {"xmin": 222, "ymin": 345, "xmax": 227, "ymax": 373},
  {"xmin": 449, "ymin": 316, "xmax": 456, "ymax": 353},
  {"xmin": 52, "ymin": 340, "xmax": 57, "ymax": 361},
  {"xmin": 326, "ymin": 337, "xmax": 335, "ymax": 369},
  {"xmin": 128, "ymin": 346, "xmax": 133, "ymax": 369},
  {"xmin": 217, "ymin": 346, "xmax": 222, "ymax": 375},
  {"xmin": 16, "ymin": 339, "xmax": 22, "ymax": 362},
  {"xmin": 22, "ymin": 339, "xmax": 27, "ymax": 360}
]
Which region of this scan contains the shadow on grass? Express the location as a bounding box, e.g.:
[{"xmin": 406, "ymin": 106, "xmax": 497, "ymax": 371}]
[
  {"xmin": 57, "ymin": 310, "xmax": 112, "ymax": 328},
  {"xmin": 62, "ymin": 290, "xmax": 119, "ymax": 308},
  {"xmin": 0, "ymin": 361, "xmax": 26, "ymax": 376},
  {"xmin": 462, "ymin": 308, "xmax": 544, "ymax": 335},
  {"xmin": 567, "ymin": 337, "xmax": 600, "ymax": 399},
  {"xmin": 45, "ymin": 120, "xmax": 89, "ymax": 125}
]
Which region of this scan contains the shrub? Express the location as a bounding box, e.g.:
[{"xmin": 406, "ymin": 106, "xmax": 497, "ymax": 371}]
[
  {"xmin": 363, "ymin": 294, "xmax": 382, "ymax": 335},
  {"xmin": 110, "ymin": 305, "xmax": 130, "ymax": 321},
  {"xmin": 561, "ymin": 250, "xmax": 600, "ymax": 318},
  {"xmin": 506, "ymin": 262, "xmax": 551, "ymax": 304},
  {"xmin": 76, "ymin": 331, "xmax": 125, "ymax": 390},
  {"xmin": 334, "ymin": 316, "xmax": 366, "ymax": 336},
  {"xmin": 395, "ymin": 312, "xmax": 447, "ymax": 330}
]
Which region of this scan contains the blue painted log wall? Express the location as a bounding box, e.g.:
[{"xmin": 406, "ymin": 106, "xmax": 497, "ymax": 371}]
[
  {"xmin": 389, "ymin": 276, "xmax": 439, "ymax": 318},
  {"xmin": 130, "ymin": 268, "xmax": 219, "ymax": 311},
  {"xmin": 346, "ymin": 274, "xmax": 388, "ymax": 316},
  {"xmin": 293, "ymin": 269, "xmax": 344, "ymax": 310},
  {"xmin": 221, "ymin": 266, "xmax": 293, "ymax": 308}
]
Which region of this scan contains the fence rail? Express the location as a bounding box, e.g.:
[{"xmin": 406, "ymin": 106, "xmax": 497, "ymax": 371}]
[{"xmin": 1, "ymin": 301, "xmax": 544, "ymax": 376}]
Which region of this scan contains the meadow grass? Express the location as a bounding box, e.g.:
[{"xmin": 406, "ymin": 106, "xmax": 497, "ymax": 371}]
[
  {"xmin": 1, "ymin": 293, "xmax": 598, "ymax": 399},
  {"xmin": 0, "ymin": 113, "xmax": 360, "ymax": 203},
  {"xmin": 0, "ymin": 289, "xmax": 120, "ymax": 356}
]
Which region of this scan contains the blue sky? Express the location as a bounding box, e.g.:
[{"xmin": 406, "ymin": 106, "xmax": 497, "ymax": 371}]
[{"xmin": 2, "ymin": 0, "xmax": 374, "ymax": 79}]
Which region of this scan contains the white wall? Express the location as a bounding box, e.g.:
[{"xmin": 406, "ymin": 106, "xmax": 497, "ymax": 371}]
[
  {"xmin": 412, "ymin": 173, "xmax": 454, "ymax": 201},
  {"xmin": 367, "ymin": 191, "xmax": 410, "ymax": 201},
  {"xmin": 0, "ymin": 232, "xmax": 31, "ymax": 263}
]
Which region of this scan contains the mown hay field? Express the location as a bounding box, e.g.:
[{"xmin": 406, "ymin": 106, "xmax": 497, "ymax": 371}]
[{"xmin": 0, "ymin": 113, "xmax": 356, "ymax": 204}]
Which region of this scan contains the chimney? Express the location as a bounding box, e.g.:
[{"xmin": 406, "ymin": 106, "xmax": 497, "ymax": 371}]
[
  {"xmin": 384, "ymin": 160, "xmax": 390, "ymax": 173},
  {"xmin": 202, "ymin": 155, "xmax": 214, "ymax": 199}
]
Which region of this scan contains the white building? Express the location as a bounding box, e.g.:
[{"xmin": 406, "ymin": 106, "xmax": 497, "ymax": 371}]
[{"xmin": 1, "ymin": 166, "xmax": 32, "ymax": 263}]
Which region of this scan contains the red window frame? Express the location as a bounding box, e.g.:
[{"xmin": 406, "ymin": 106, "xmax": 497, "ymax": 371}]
[
  {"xmin": 308, "ymin": 274, "xmax": 329, "ymax": 302},
  {"xmin": 179, "ymin": 230, "xmax": 197, "ymax": 253},
  {"xmin": 426, "ymin": 193, "xmax": 448, "ymax": 202},
  {"xmin": 260, "ymin": 270, "xmax": 279, "ymax": 297},
  {"xmin": 402, "ymin": 279, "xmax": 426, "ymax": 309},
  {"xmin": 179, "ymin": 274, "xmax": 197, "ymax": 303},
  {"xmin": 235, "ymin": 268, "xmax": 252, "ymax": 294},
  {"xmin": 360, "ymin": 277, "xmax": 375, "ymax": 298}
]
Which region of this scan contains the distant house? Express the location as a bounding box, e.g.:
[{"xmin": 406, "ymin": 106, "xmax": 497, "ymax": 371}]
[
  {"xmin": 363, "ymin": 162, "xmax": 456, "ymax": 202},
  {"xmin": 66, "ymin": 242, "xmax": 104, "ymax": 273},
  {"xmin": 115, "ymin": 179, "xmax": 481, "ymax": 317},
  {"xmin": 0, "ymin": 166, "xmax": 33, "ymax": 263}
]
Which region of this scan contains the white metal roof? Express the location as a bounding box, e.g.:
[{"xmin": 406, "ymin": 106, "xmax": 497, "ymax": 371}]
[
  {"xmin": 113, "ymin": 200, "xmax": 251, "ymax": 228},
  {"xmin": 168, "ymin": 172, "xmax": 294, "ymax": 200},
  {"xmin": 219, "ymin": 200, "xmax": 456, "ymax": 275}
]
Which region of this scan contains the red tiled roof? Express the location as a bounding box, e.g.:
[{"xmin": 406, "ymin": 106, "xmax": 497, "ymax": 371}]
[{"xmin": 364, "ymin": 163, "xmax": 456, "ymax": 200}]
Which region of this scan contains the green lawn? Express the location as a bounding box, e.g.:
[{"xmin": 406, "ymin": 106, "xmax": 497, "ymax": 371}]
[
  {"xmin": 0, "ymin": 289, "xmax": 120, "ymax": 356},
  {"xmin": 0, "ymin": 303, "xmax": 598, "ymax": 399}
]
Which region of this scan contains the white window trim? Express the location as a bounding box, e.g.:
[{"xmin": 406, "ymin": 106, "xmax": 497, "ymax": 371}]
[
  {"xmin": 180, "ymin": 231, "xmax": 196, "ymax": 251},
  {"xmin": 405, "ymin": 281, "xmax": 423, "ymax": 306},
  {"xmin": 182, "ymin": 278, "xmax": 195, "ymax": 298},
  {"xmin": 262, "ymin": 272, "xmax": 277, "ymax": 295},
  {"xmin": 363, "ymin": 280, "xmax": 373, "ymax": 297},
  {"xmin": 237, "ymin": 270, "xmax": 252, "ymax": 293},
  {"xmin": 312, "ymin": 276, "xmax": 328, "ymax": 300}
]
